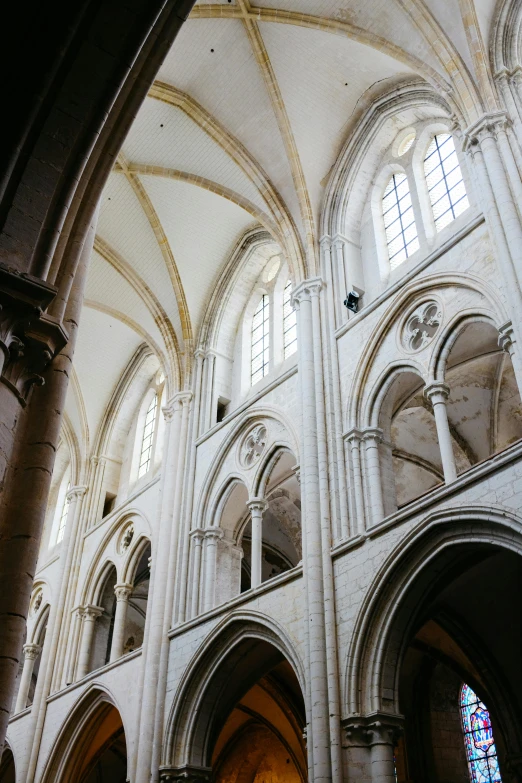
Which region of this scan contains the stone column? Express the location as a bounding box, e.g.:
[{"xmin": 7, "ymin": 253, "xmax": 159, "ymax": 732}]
[
  {"xmin": 247, "ymin": 500, "xmax": 267, "ymax": 589},
  {"xmin": 424, "ymin": 382, "xmax": 457, "ymax": 483},
  {"xmin": 109, "ymin": 584, "xmax": 133, "ymax": 662},
  {"xmin": 346, "ymin": 428, "xmax": 366, "ymax": 536},
  {"xmin": 14, "ymin": 644, "xmax": 41, "ymax": 713},
  {"xmin": 367, "ymin": 720, "xmax": 402, "ymax": 783},
  {"xmin": 76, "ymin": 606, "xmax": 102, "ymax": 680},
  {"xmin": 362, "ymin": 428, "xmax": 385, "ymax": 526},
  {"xmin": 203, "ymin": 529, "xmax": 223, "ymax": 612},
  {"xmin": 189, "ymin": 529, "xmax": 205, "ymax": 618},
  {"xmin": 292, "ymin": 279, "xmax": 332, "ymax": 783}
]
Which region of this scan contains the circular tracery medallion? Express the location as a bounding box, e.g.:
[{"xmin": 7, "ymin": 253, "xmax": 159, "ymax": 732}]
[
  {"xmin": 401, "ymin": 300, "xmax": 442, "ymax": 352},
  {"xmin": 240, "ymin": 424, "xmax": 267, "ymax": 468}
]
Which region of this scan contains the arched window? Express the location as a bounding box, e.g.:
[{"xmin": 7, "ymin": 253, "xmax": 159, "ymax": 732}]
[
  {"xmin": 56, "ymin": 482, "xmax": 71, "ymax": 543},
  {"xmin": 460, "ymin": 683, "xmax": 502, "ymax": 783},
  {"xmin": 251, "ymin": 294, "xmax": 270, "ymax": 385},
  {"xmin": 138, "ymin": 393, "xmax": 157, "ymax": 478},
  {"xmin": 424, "ymin": 133, "xmax": 469, "ymax": 231},
  {"xmin": 382, "ymin": 172, "xmax": 419, "ymax": 269},
  {"xmin": 283, "ymin": 280, "xmax": 297, "ymax": 358}
]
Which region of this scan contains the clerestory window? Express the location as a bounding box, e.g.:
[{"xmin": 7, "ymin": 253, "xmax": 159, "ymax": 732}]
[
  {"xmin": 283, "ymin": 281, "xmax": 297, "ymax": 359},
  {"xmin": 424, "ymin": 133, "xmax": 469, "ymax": 232},
  {"xmin": 251, "ymin": 294, "xmax": 270, "ymax": 386},
  {"xmin": 138, "ymin": 393, "xmax": 157, "ymax": 478},
  {"xmin": 382, "ymin": 173, "xmax": 419, "ymax": 269}
]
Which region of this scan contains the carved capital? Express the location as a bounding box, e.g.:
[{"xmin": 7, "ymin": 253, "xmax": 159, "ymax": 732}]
[
  {"xmin": 291, "ymin": 277, "xmax": 323, "ymax": 308},
  {"xmin": 464, "ymin": 111, "xmax": 510, "ymax": 149},
  {"xmin": 345, "ymin": 427, "xmax": 364, "ymax": 446},
  {"xmin": 81, "ymin": 605, "xmax": 103, "ymax": 622},
  {"xmin": 499, "ymin": 321, "xmax": 515, "ymax": 355},
  {"xmin": 23, "ymin": 643, "xmax": 42, "ymax": 661},
  {"xmin": 247, "ymin": 498, "xmax": 268, "ymax": 515},
  {"xmin": 362, "ymin": 427, "xmax": 383, "ymax": 445},
  {"xmin": 342, "ymin": 714, "xmax": 404, "ymax": 748},
  {"xmin": 0, "ymin": 265, "xmax": 68, "ymax": 404},
  {"xmin": 190, "ymin": 527, "xmax": 206, "ymax": 544},
  {"xmin": 159, "ymin": 766, "xmax": 212, "ymax": 783},
  {"xmin": 424, "ymin": 381, "xmax": 451, "ymax": 405},
  {"xmin": 66, "ymin": 485, "xmax": 87, "ymax": 502},
  {"xmin": 291, "ymin": 463, "xmax": 301, "ymax": 484},
  {"xmin": 204, "ymin": 527, "xmax": 224, "ymax": 543},
  {"xmin": 114, "ymin": 584, "xmax": 133, "ymax": 602}
]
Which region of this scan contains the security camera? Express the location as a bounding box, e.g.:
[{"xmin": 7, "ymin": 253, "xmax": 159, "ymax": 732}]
[{"xmin": 344, "ymin": 290, "xmax": 360, "ymax": 313}]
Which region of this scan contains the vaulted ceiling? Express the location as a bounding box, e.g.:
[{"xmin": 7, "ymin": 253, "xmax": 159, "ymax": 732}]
[{"xmin": 67, "ymin": 0, "xmax": 499, "ymax": 458}]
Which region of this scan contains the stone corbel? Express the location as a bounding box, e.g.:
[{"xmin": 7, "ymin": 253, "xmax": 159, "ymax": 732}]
[
  {"xmin": 159, "ymin": 765, "xmax": 212, "ymax": 783},
  {"xmin": 0, "ymin": 264, "xmax": 68, "ymax": 404}
]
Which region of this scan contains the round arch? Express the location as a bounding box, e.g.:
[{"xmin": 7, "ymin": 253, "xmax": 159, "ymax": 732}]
[{"xmin": 162, "ymin": 613, "xmax": 306, "ymax": 773}]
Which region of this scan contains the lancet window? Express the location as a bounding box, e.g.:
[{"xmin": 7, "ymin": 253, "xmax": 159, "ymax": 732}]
[
  {"xmin": 56, "ymin": 483, "xmax": 71, "ymax": 544},
  {"xmin": 424, "ymin": 133, "xmax": 469, "ymax": 231},
  {"xmin": 460, "ymin": 683, "xmax": 502, "ymax": 783},
  {"xmin": 382, "ymin": 173, "xmax": 419, "ymax": 269},
  {"xmin": 283, "ymin": 280, "xmax": 297, "ymax": 358},
  {"xmin": 251, "ymin": 294, "xmax": 270, "ymax": 385},
  {"xmin": 138, "ymin": 393, "xmax": 157, "ymax": 478}
]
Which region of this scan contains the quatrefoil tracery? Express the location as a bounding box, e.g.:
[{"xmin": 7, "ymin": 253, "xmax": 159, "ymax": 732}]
[
  {"xmin": 402, "ymin": 301, "xmax": 442, "ymax": 352},
  {"xmin": 241, "ymin": 424, "xmax": 267, "ymax": 468}
]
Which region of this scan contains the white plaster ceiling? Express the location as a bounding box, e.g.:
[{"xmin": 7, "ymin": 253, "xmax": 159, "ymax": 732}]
[
  {"xmin": 82, "ymin": 0, "xmax": 489, "ymax": 444},
  {"xmin": 70, "ymin": 308, "xmax": 143, "ymax": 447},
  {"xmin": 141, "ymin": 175, "xmax": 258, "ymax": 333}
]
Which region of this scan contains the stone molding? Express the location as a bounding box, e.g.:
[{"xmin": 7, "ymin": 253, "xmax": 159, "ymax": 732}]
[
  {"xmin": 499, "ymin": 321, "xmax": 515, "ymax": 354},
  {"xmin": 0, "ymin": 264, "xmax": 68, "ymax": 404}
]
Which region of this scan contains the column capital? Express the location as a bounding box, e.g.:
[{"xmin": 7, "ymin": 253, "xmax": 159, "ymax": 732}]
[
  {"xmin": 361, "ymin": 427, "xmax": 383, "ymax": 444},
  {"xmin": 114, "ymin": 583, "xmax": 133, "ymax": 602},
  {"xmin": 247, "ymin": 498, "xmax": 268, "ymax": 514},
  {"xmin": 291, "ymin": 277, "xmax": 324, "ymax": 307},
  {"xmin": 66, "ymin": 485, "xmax": 87, "ymax": 501},
  {"xmin": 159, "ymin": 765, "xmax": 212, "ymax": 783},
  {"xmin": 22, "ymin": 643, "xmax": 41, "ymax": 661},
  {"xmin": 345, "ymin": 427, "xmax": 364, "ymax": 444},
  {"xmin": 291, "ymin": 464, "xmax": 301, "ymax": 484},
  {"xmin": 204, "ymin": 527, "xmax": 224, "ymax": 542},
  {"xmin": 81, "ymin": 605, "xmax": 103, "ymax": 621},
  {"xmin": 424, "ymin": 381, "xmax": 451, "ymax": 404},
  {"xmin": 342, "ymin": 713, "xmax": 404, "ymax": 747},
  {"xmin": 0, "ymin": 265, "xmax": 69, "ymax": 404},
  {"xmin": 463, "ymin": 111, "xmax": 510, "ymax": 148},
  {"xmin": 189, "ymin": 527, "xmax": 206, "ymax": 543}
]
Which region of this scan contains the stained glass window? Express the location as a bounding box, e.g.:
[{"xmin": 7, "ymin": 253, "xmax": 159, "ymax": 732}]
[
  {"xmin": 460, "ymin": 683, "xmax": 502, "ymax": 783},
  {"xmin": 283, "ymin": 281, "xmax": 297, "ymax": 359},
  {"xmin": 424, "ymin": 133, "xmax": 469, "ymax": 232},
  {"xmin": 251, "ymin": 294, "xmax": 270, "ymax": 385},
  {"xmin": 138, "ymin": 393, "xmax": 157, "ymax": 478},
  {"xmin": 57, "ymin": 482, "xmax": 70, "ymax": 543},
  {"xmin": 382, "ymin": 173, "xmax": 419, "ymax": 269}
]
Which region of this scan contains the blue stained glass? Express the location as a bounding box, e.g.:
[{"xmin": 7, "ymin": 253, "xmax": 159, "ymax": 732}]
[{"xmin": 460, "ymin": 683, "xmax": 502, "ymax": 783}]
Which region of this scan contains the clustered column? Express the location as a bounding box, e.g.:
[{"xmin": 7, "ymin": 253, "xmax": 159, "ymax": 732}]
[
  {"xmin": 203, "ymin": 528, "xmax": 223, "ymax": 612},
  {"xmin": 14, "ymin": 644, "xmax": 41, "ymax": 713}
]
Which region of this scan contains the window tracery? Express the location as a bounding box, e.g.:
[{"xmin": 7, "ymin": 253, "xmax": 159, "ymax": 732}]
[
  {"xmin": 138, "ymin": 393, "xmax": 157, "ymax": 478},
  {"xmin": 382, "ymin": 172, "xmax": 419, "ymax": 269},
  {"xmin": 460, "ymin": 683, "xmax": 502, "ymax": 783},
  {"xmin": 251, "ymin": 294, "xmax": 270, "ymax": 386},
  {"xmin": 424, "ymin": 133, "xmax": 469, "ymax": 231}
]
